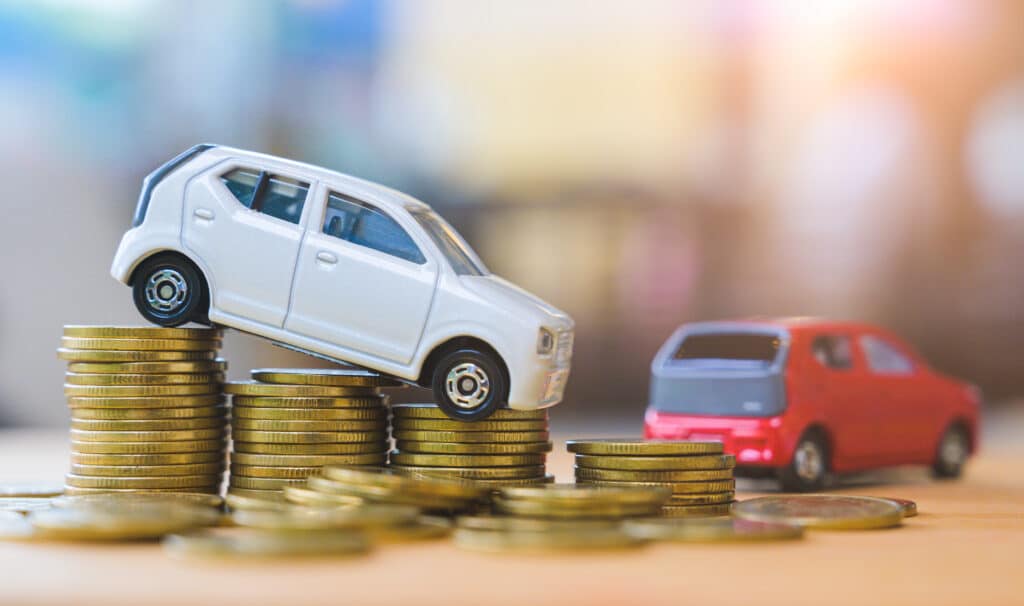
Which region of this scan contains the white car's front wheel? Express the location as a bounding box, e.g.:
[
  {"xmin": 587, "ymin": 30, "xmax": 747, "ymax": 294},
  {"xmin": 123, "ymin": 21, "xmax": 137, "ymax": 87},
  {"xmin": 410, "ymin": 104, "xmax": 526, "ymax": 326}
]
[
  {"xmin": 132, "ymin": 253, "xmax": 209, "ymax": 327},
  {"xmin": 431, "ymin": 348, "xmax": 507, "ymax": 421}
]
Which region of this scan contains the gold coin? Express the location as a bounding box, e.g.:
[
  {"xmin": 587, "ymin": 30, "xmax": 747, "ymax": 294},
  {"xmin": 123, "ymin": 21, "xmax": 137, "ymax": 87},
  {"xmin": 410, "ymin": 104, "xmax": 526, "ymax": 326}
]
[
  {"xmin": 57, "ymin": 348, "xmax": 217, "ymax": 362},
  {"xmin": 71, "ymin": 406, "xmax": 228, "ymax": 421},
  {"xmin": 64, "ymin": 372, "xmax": 223, "ymax": 386},
  {"xmin": 576, "ymin": 479, "xmax": 736, "ymax": 494},
  {"xmin": 392, "ymin": 429, "xmax": 550, "ymax": 443},
  {"xmin": 574, "ymin": 454, "xmax": 735, "ymax": 471},
  {"xmin": 64, "ymin": 474, "xmax": 221, "ymax": 490},
  {"xmin": 230, "ymin": 395, "xmax": 386, "ymax": 409},
  {"xmin": 493, "ymin": 498, "xmax": 660, "ymax": 518},
  {"xmin": 70, "ymin": 451, "xmax": 225, "ymax": 466},
  {"xmin": 660, "ymin": 503, "xmax": 734, "ymax": 518},
  {"xmin": 231, "ymin": 419, "xmax": 385, "ymax": 432},
  {"xmin": 566, "ymin": 440, "xmax": 724, "ymax": 456},
  {"xmin": 70, "ymin": 439, "xmax": 226, "ymax": 455},
  {"xmin": 31, "ymin": 501, "xmax": 220, "ymax": 540},
  {"xmin": 229, "ymin": 465, "xmax": 321, "ymax": 479},
  {"xmin": 283, "ymin": 486, "xmax": 364, "ymax": 508},
  {"xmin": 305, "ymin": 476, "xmax": 475, "ymax": 510},
  {"xmin": 232, "ymin": 504, "xmax": 420, "ymax": 531},
  {"xmin": 224, "ymin": 493, "xmax": 292, "ymax": 511},
  {"xmin": 499, "ymin": 484, "xmax": 670, "ymax": 507},
  {"xmin": 163, "ymin": 528, "xmax": 369, "ymax": 558},
  {"xmin": 391, "ymin": 403, "xmax": 548, "ymax": 421},
  {"xmin": 231, "ymin": 407, "xmax": 386, "ymax": 421},
  {"xmin": 389, "ymin": 464, "xmax": 546, "ymax": 480},
  {"xmin": 665, "ymin": 492, "xmax": 735, "ymax": 505},
  {"xmin": 731, "ymin": 496, "xmax": 904, "ymax": 530},
  {"xmin": 66, "ymin": 360, "xmax": 227, "ymax": 374},
  {"xmin": 250, "ymin": 368, "xmax": 402, "ymax": 388},
  {"xmin": 230, "ymin": 476, "xmax": 308, "ymax": 490},
  {"xmin": 456, "ymin": 516, "xmax": 621, "ymax": 532},
  {"xmin": 231, "ymin": 452, "xmax": 387, "ymax": 467},
  {"xmin": 0, "ymin": 482, "xmax": 64, "ymax": 498},
  {"xmin": 70, "ymin": 428, "xmax": 226, "ymax": 443},
  {"xmin": 574, "ymin": 467, "xmax": 734, "ymax": 482},
  {"xmin": 61, "ymin": 486, "xmax": 220, "ymax": 496},
  {"xmin": 321, "ymin": 467, "xmax": 489, "ymax": 500},
  {"xmin": 63, "ymin": 326, "xmax": 222, "ymax": 340},
  {"xmin": 452, "ymin": 527, "xmax": 646, "ymax": 552},
  {"xmin": 70, "ymin": 417, "xmax": 226, "ymax": 431},
  {"xmin": 367, "ymin": 516, "xmax": 453, "ymax": 543},
  {"xmin": 391, "ymin": 418, "xmax": 547, "ymax": 432},
  {"xmin": 226, "ymin": 487, "xmax": 288, "ymax": 502},
  {"xmin": 232, "ymin": 441, "xmax": 388, "ymax": 456},
  {"xmin": 389, "ymin": 451, "xmax": 546, "ymax": 468},
  {"xmin": 60, "ymin": 336, "xmax": 221, "ymax": 351},
  {"xmin": 66, "ymin": 395, "xmax": 224, "ymax": 409},
  {"xmin": 462, "ymin": 476, "xmax": 554, "ymax": 488},
  {"xmin": 231, "ymin": 430, "xmax": 385, "ymax": 444},
  {"xmin": 69, "ymin": 463, "xmax": 224, "ymax": 477},
  {"xmin": 875, "ymin": 497, "xmax": 918, "ymax": 517},
  {"xmin": 0, "ymin": 498, "xmax": 55, "ymax": 514},
  {"xmin": 395, "ymin": 441, "xmax": 553, "ymax": 455},
  {"xmin": 623, "ymin": 517, "xmax": 804, "ymax": 542},
  {"xmin": 51, "ymin": 493, "xmax": 224, "ymax": 509},
  {"xmin": 225, "ymin": 382, "xmax": 379, "ymax": 397},
  {"xmin": 64, "ymin": 383, "xmax": 221, "ymax": 397}
]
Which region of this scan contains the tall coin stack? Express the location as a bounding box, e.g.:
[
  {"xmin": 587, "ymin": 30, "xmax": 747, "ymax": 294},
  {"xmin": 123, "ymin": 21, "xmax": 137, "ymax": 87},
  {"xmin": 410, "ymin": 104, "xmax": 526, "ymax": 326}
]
[
  {"xmin": 225, "ymin": 369, "xmax": 393, "ymax": 502},
  {"xmin": 59, "ymin": 326, "xmax": 227, "ymax": 496},
  {"xmin": 568, "ymin": 440, "xmax": 736, "ymax": 517},
  {"xmin": 389, "ymin": 404, "xmax": 552, "ymax": 487}
]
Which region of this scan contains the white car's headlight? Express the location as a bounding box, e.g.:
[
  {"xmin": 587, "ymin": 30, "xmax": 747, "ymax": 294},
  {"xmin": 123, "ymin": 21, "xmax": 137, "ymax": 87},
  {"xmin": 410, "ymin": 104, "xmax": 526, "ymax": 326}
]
[{"xmin": 537, "ymin": 328, "xmax": 556, "ymax": 355}]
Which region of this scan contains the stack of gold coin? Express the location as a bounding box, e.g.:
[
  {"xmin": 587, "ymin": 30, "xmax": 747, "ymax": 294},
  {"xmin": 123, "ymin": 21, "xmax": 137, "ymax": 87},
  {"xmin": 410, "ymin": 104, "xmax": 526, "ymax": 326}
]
[
  {"xmin": 225, "ymin": 369, "xmax": 395, "ymax": 502},
  {"xmin": 568, "ymin": 440, "xmax": 736, "ymax": 517},
  {"xmin": 389, "ymin": 404, "xmax": 553, "ymax": 487},
  {"xmin": 58, "ymin": 326, "xmax": 227, "ymax": 496},
  {"xmin": 493, "ymin": 484, "xmax": 670, "ymax": 519}
]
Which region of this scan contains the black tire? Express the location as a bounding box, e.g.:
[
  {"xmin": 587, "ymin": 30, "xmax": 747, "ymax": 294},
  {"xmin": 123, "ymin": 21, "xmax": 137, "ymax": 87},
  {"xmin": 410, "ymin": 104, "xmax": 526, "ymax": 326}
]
[
  {"xmin": 131, "ymin": 253, "xmax": 209, "ymax": 327},
  {"xmin": 778, "ymin": 430, "xmax": 829, "ymax": 492},
  {"xmin": 430, "ymin": 347, "xmax": 507, "ymax": 421},
  {"xmin": 932, "ymin": 424, "xmax": 969, "ymax": 479}
]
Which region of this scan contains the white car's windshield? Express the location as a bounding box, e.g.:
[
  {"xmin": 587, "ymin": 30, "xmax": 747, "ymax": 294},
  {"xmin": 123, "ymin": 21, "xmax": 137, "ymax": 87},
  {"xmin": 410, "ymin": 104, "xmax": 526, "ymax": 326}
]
[{"xmin": 410, "ymin": 209, "xmax": 488, "ymax": 276}]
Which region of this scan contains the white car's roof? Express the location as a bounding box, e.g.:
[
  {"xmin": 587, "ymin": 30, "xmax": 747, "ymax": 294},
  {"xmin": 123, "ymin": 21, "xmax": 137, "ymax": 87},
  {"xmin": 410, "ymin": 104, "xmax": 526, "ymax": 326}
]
[{"xmin": 204, "ymin": 144, "xmax": 430, "ymax": 213}]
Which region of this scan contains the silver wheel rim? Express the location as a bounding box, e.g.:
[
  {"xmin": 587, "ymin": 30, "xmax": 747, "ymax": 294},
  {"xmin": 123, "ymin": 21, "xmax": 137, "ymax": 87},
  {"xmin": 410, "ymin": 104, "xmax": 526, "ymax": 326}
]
[
  {"xmin": 794, "ymin": 440, "xmax": 825, "ymax": 483},
  {"xmin": 940, "ymin": 430, "xmax": 967, "ymax": 467},
  {"xmin": 144, "ymin": 268, "xmax": 189, "ymax": 314},
  {"xmin": 445, "ymin": 362, "xmax": 491, "ymax": 410}
]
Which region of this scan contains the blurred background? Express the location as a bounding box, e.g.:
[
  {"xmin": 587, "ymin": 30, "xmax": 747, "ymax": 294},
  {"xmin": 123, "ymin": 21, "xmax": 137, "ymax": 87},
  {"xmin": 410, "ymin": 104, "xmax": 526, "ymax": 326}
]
[{"xmin": 0, "ymin": 0, "xmax": 1021, "ymax": 430}]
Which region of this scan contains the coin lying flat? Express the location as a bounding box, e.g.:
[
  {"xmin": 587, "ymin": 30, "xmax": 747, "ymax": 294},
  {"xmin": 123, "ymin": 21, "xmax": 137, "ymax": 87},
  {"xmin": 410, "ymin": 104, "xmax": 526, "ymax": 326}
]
[
  {"xmin": 392, "ymin": 430, "xmax": 550, "ymax": 444},
  {"xmin": 66, "ymin": 395, "xmax": 224, "ymax": 409},
  {"xmin": 232, "ymin": 442, "xmax": 389, "ymax": 456},
  {"xmin": 66, "ymin": 360, "xmax": 227, "ymax": 375},
  {"xmin": 574, "ymin": 454, "xmax": 736, "ymax": 471},
  {"xmin": 731, "ymin": 496, "xmax": 904, "ymax": 530},
  {"xmin": 231, "ymin": 407, "xmax": 386, "ymax": 421},
  {"xmin": 70, "ymin": 439, "xmax": 226, "ymax": 455},
  {"xmin": 64, "ymin": 474, "xmax": 221, "ymax": 490},
  {"xmin": 70, "ymin": 428, "xmax": 226, "ymax": 443},
  {"xmin": 164, "ymin": 528, "xmax": 370, "ymax": 558},
  {"xmin": 391, "ymin": 418, "xmax": 548, "ymax": 432},
  {"xmin": 232, "ymin": 504, "xmax": 420, "ymax": 530},
  {"xmin": 70, "ymin": 417, "xmax": 227, "ymax": 432},
  {"xmin": 577, "ymin": 479, "xmax": 736, "ymax": 494},
  {"xmin": 61, "ymin": 486, "xmax": 221, "ymax": 496},
  {"xmin": 225, "ymin": 382, "xmax": 379, "ymax": 397},
  {"xmin": 574, "ymin": 467, "xmax": 734, "ymax": 482},
  {"xmin": 70, "ymin": 406, "xmax": 228, "ymax": 421},
  {"xmin": 305, "ymin": 477, "xmax": 474, "ymax": 511},
  {"xmin": 282, "ymin": 487, "xmax": 365, "ymax": 508},
  {"xmin": 231, "ymin": 396, "xmax": 386, "ymax": 409},
  {"xmin": 230, "ymin": 476, "xmax": 310, "ymax": 491},
  {"xmin": 231, "ymin": 419, "xmax": 385, "ymax": 432},
  {"xmin": 660, "ymin": 503, "xmax": 734, "ymax": 518},
  {"xmin": 60, "ymin": 337, "xmax": 221, "ymax": 352},
  {"xmin": 453, "ymin": 526, "xmax": 646, "ymax": 552},
  {"xmin": 224, "ymin": 493, "xmax": 294, "ymax": 512},
  {"xmin": 493, "ymin": 498, "xmax": 663, "ymax": 519},
  {"xmin": 30, "ymin": 500, "xmax": 220, "ymax": 540},
  {"xmin": 367, "ymin": 516, "xmax": 453, "ymax": 542},
  {"xmin": 390, "ymin": 465, "xmax": 546, "ymax": 480},
  {"xmin": 231, "ymin": 431, "xmax": 387, "ymax": 445},
  {"xmin": 230, "ymin": 465, "xmax": 322, "ymax": 480},
  {"xmin": 62, "ymin": 326, "xmax": 222, "ymax": 340},
  {"xmin": 624, "ymin": 517, "xmax": 804, "ymax": 542},
  {"xmin": 322, "ymin": 467, "xmax": 489, "ymax": 501},
  {"xmin": 70, "ymin": 463, "xmax": 224, "ymax": 478},
  {"xmin": 0, "ymin": 498, "xmax": 55, "ymax": 514},
  {"xmin": 499, "ymin": 485, "xmax": 671, "ymax": 507},
  {"xmin": 875, "ymin": 497, "xmax": 918, "ymax": 517},
  {"xmin": 391, "ymin": 403, "xmax": 548, "ymax": 421},
  {"xmin": 251, "ymin": 369, "xmax": 401, "ymax": 388},
  {"xmin": 57, "ymin": 348, "xmax": 217, "ymax": 363},
  {"xmin": 226, "ymin": 487, "xmax": 290, "ymax": 503},
  {"xmin": 64, "ymin": 384, "xmax": 221, "ymax": 397},
  {"xmin": 0, "ymin": 482, "xmax": 64, "ymax": 498},
  {"xmin": 389, "ymin": 452, "xmax": 546, "ymax": 468},
  {"xmin": 465, "ymin": 475, "xmax": 554, "ymax": 488},
  {"xmin": 64, "ymin": 372, "xmax": 223, "ymax": 386},
  {"xmin": 51, "ymin": 493, "xmax": 224, "ymax": 509},
  {"xmin": 395, "ymin": 441, "xmax": 553, "ymax": 455}
]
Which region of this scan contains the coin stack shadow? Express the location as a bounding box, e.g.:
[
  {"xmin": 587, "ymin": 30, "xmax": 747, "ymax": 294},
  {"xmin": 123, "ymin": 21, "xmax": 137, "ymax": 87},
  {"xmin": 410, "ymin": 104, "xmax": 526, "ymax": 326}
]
[
  {"xmin": 59, "ymin": 326, "xmax": 227, "ymax": 496},
  {"xmin": 569, "ymin": 440, "xmax": 737, "ymax": 517},
  {"xmin": 388, "ymin": 404, "xmax": 553, "ymax": 487},
  {"xmin": 225, "ymin": 369, "xmax": 394, "ymax": 502}
]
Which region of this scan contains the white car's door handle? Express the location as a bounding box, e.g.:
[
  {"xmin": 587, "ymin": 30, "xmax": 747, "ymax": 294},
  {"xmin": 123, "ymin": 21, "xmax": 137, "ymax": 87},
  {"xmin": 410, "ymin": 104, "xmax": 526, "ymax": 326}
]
[
  {"xmin": 194, "ymin": 208, "xmax": 215, "ymax": 221},
  {"xmin": 316, "ymin": 251, "xmax": 338, "ymax": 265}
]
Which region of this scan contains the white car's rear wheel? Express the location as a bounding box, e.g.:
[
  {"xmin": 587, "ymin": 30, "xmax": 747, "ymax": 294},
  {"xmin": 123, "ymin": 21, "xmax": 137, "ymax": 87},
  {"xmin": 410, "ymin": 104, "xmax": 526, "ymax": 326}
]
[
  {"xmin": 431, "ymin": 348, "xmax": 507, "ymax": 421},
  {"xmin": 132, "ymin": 253, "xmax": 208, "ymax": 327}
]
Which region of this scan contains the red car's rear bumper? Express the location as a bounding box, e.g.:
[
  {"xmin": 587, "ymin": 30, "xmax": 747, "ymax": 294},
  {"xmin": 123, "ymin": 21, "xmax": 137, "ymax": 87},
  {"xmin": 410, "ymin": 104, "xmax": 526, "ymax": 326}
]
[{"xmin": 644, "ymin": 409, "xmax": 784, "ymax": 467}]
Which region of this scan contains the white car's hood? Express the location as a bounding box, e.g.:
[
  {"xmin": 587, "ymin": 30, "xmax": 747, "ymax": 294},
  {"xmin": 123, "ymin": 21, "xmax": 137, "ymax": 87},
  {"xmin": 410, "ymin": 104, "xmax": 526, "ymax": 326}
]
[{"xmin": 460, "ymin": 275, "xmax": 572, "ymax": 329}]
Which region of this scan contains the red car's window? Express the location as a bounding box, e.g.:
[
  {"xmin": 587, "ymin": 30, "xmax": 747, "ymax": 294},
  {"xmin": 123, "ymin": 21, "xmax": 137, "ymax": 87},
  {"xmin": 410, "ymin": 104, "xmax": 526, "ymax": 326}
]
[
  {"xmin": 860, "ymin": 335, "xmax": 914, "ymax": 375},
  {"xmin": 811, "ymin": 335, "xmax": 853, "ymax": 370},
  {"xmin": 672, "ymin": 334, "xmax": 780, "ymax": 363}
]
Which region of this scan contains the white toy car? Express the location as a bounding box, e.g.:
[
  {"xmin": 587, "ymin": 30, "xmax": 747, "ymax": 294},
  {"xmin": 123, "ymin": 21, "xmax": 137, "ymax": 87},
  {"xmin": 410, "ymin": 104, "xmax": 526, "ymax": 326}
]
[{"xmin": 111, "ymin": 144, "xmax": 574, "ymax": 420}]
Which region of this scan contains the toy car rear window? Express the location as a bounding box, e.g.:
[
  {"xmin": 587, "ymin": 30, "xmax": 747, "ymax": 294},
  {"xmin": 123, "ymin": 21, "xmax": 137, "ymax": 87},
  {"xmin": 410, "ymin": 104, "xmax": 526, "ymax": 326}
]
[{"xmin": 671, "ymin": 334, "xmax": 781, "ymax": 363}]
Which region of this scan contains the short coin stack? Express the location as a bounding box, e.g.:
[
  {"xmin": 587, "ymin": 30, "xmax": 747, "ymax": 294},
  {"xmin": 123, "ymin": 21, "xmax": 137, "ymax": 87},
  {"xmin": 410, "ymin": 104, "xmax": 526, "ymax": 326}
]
[
  {"xmin": 569, "ymin": 439, "xmax": 736, "ymax": 517},
  {"xmin": 59, "ymin": 326, "xmax": 227, "ymax": 496},
  {"xmin": 225, "ymin": 369, "xmax": 394, "ymax": 502},
  {"xmin": 389, "ymin": 404, "xmax": 552, "ymax": 487}
]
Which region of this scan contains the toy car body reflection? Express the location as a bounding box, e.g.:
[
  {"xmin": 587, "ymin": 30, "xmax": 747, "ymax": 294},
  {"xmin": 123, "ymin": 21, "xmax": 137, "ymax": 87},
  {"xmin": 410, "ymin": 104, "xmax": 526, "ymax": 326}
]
[
  {"xmin": 111, "ymin": 144, "xmax": 573, "ymax": 420},
  {"xmin": 645, "ymin": 319, "xmax": 980, "ymax": 491}
]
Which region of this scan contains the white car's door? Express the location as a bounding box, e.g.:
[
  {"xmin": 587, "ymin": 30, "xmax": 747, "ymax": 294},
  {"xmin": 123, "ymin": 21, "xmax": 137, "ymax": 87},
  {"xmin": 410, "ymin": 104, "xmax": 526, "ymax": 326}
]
[
  {"xmin": 285, "ymin": 187, "xmax": 439, "ymax": 365},
  {"xmin": 182, "ymin": 163, "xmax": 312, "ymax": 327}
]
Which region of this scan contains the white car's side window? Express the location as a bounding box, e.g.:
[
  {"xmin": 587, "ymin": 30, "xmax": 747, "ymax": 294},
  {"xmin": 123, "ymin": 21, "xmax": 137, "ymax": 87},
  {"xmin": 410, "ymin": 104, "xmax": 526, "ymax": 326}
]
[
  {"xmin": 220, "ymin": 167, "xmax": 309, "ymax": 225},
  {"xmin": 321, "ymin": 192, "xmax": 426, "ymax": 264}
]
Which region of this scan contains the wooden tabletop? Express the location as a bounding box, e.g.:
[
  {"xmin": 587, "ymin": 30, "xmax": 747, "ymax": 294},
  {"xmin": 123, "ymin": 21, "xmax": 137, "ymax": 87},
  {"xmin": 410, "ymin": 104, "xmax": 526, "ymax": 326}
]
[{"xmin": 1, "ymin": 414, "xmax": 1023, "ymax": 606}]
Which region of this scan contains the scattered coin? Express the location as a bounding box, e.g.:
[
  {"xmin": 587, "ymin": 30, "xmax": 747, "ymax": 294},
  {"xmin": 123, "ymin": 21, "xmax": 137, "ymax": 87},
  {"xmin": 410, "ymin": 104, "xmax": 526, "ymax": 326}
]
[
  {"xmin": 164, "ymin": 528, "xmax": 370, "ymax": 558},
  {"xmin": 875, "ymin": 497, "xmax": 918, "ymax": 517},
  {"xmin": 29, "ymin": 500, "xmax": 220, "ymax": 540},
  {"xmin": 623, "ymin": 517, "xmax": 805, "ymax": 542},
  {"xmin": 731, "ymin": 495, "xmax": 904, "ymax": 530},
  {"xmin": 453, "ymin": 526, "xmax": 646, "ymax": 553}
]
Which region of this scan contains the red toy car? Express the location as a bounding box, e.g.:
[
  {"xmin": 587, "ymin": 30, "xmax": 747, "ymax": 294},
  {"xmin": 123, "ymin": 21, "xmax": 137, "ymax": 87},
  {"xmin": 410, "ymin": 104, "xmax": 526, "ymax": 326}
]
[{"xmin": 644, "ymin": 319, "xmax": 980, "ymax": 491}]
